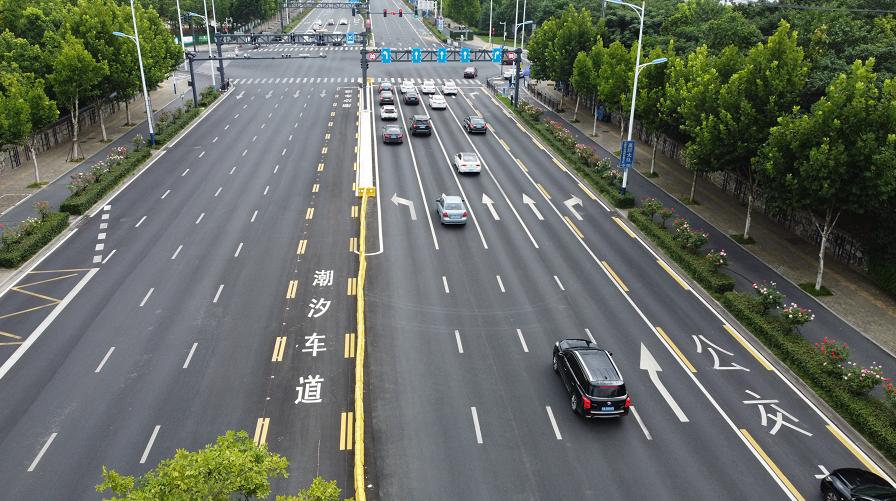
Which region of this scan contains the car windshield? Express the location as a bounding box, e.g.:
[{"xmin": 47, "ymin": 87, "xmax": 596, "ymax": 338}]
[
  {"xmin": 470, "ymin": 117, "xmax": 484, "ymax": 125},
  {"xmin": 444, "ymin": 202, "xmax": 464, "ymax": 210},
  {"xmin": 589, "ymin": 384, "xmax": 626, "ymax": 398},
  {"xmin": 853, "ymin": 486, "xmax": 896, "ymax": 499},
  {"xmin": 461, "ymin": 153, "xmax": 477, "ymax": 162}
]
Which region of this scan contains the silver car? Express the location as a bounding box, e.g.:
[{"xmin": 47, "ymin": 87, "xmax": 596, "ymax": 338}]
[{"xmin": 434, "ymin": 194, "xmax": 468, "ymax": 225}]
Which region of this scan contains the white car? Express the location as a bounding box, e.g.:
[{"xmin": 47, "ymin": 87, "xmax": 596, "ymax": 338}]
[
  {"xmin": 441, "ymin": 81, "xmax": 458, "ymax": 95},
  {"xmin": 339, "ymin": 18, "xmax": 348, "ymax": 25},
  {"xmin": 380, "ymin": 105, "xmax": 398, "ymax": 120},
  {"xmin": 453, "ymin": 152, "xmax": 481, "ymax": 174},
  {"xmin": 503, "ymin": 68, "xmax": 514, "ymax": 80},
  {"xmin": 399, "ymin": 80, "xmax": 415, "ymax": 94},
  {"xmin": 429, "ymin": 95, "xmax": 447, "ymax": 109},
  {"xmin": 420, "ymin": 80, "xmax": 437, "ymax": 94}
]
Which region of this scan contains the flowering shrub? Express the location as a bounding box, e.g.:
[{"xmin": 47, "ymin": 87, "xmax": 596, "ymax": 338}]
[
  {"xmin": 842, "ymin": 361, "xmax": 886, "ymax": 395},
  {"xmin": 706, "ymin": 249, "xmax": 728, "ymax": 269},
  {"xmin": 886, "ymin": 382, "xmax": 896, "ymax": 412},
  {"xmin": 33, "ymin": 201, "xmax": 50, "ymax": 220},
  {"xmin": 132, "ymin": 134, "xmax": 145, "ymax": 150},
  {"xmin": 815, "ymin": 337, "xmax": 850, "ymax": 373},
  {"xmin": 518, "ymin": 102, "xmax": 542, "ymax": 121},
  {"xmin": 671, "ymin": 218, "xmax": 709, "ymax": 253},
  {"xmin": 1, "ymin": 225, "xmax": 20, "ymax": 247},
  {"xmin": 107, "ymin": 146, "xmax": 127, "ymax": 164},
  {"xmin": 641, "ymin": 197, "xmax": 662, "ymax": 219},
  {"xmin": 658, "ymin": 207, "xmax": 674, "ymax": 227},
  {"xmin": 574, "ymin": 144, "xmax": 600, "ymax": 169},
  {"xmin": 752, "ymin": 281, "xmax": 784, "ymax": 311},
  {"xmin": 601, "ymin": 168, "xmax": 622, "ymax": 186},
  {"xmin": 546, "ymin": 120, "xmax": 575, "ymax": 148},
  {"xmin": 779, "ymin": 302, "xmax": 815, "ymax": 327}
]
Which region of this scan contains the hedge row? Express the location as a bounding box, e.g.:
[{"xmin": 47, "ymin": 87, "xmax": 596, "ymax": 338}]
[
  {"xmin": 59, "ymin": 147, "xmax": 152, "ymax": 215},
  {"xmin": 0, "ymin": 212, "xmax": 69, "ymax": 268},
  {"xmin": 504, "ymin": 99, "xmax": 635, "ymax": 209},
  {"xmin": 154, "ymin": 106, "xmax": 202, "ymax": 147},
  {"xmin": 722, "ymin": 291, "xmax": 896, "ymax": 463},
  {"xmin": 629, "ymin": 208, "xmax": 735, "ymax": 293}
]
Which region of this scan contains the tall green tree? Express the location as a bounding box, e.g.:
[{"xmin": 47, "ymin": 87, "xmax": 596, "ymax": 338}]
[
  {"xmin": 526, "ymin": 16, "xmax": 559, "ymax": 80},
  {"xmin": 276, "ymin": 476, "xmax": 342, "ymax": 501},
  {"xmin": 0, "ymin": 73, "xmax": 58, "ymax": 183},
  {"xmin": 570, "ymin": 50, "xmax": 597, "ymax": 123},
  {"xmin": 586, "ymin": 40, "xmax": 606, "ymax": 135},
  {"xmin": 760, "ymin": 59, "xmax": 896, "ymax": 291},
  {"xmin": 661, "ymin": 0, "xmax": 760, "ymax": 54},
  {"xmin": 635, "ymin": 41, "xmax": 675, "ymax": 175},
  {"xmin": 47, "ymin": 33, "xmax": 108, "ymax": 161},
  {"xmin": 97, "ymin": 430, "xmax": 290, "ymax": 500},
  {"xmin": 526, "ymin": 6, "xmax": 597, "ymax": 109},
  {"xmin": 597, "ymin": 40, "xmax": 632, "ymax": 141}
]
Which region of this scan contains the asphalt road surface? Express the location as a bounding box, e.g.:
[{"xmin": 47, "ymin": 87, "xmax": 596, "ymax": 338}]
[{"xmin": 0, "ymin": 0, "xmax": 890, "ymax": 500}]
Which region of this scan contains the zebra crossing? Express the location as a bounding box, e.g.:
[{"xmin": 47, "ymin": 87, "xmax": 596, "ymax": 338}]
[{"xmin": 229, "ymin": 77, "xmax": 485, "ymax": 85}]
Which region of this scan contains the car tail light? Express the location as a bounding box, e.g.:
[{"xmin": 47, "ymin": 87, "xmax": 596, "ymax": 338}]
[
  {"xmin": 624, "ymin": 396, "xmax": 631, "ymax": 408},
  {"xmin": 462, "ymin": 211, "xmax": 468, "ymax": 217},
  {"xmin": 582, "ymin": 397, "xmax": 591, "ymax": 410},
  {"xmin": 442, "ymin": 211, "xmax": 449, "ymax": 217}
]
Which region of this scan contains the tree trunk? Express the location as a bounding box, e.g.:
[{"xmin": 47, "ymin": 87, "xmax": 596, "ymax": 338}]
[
  {"xmin": 558, "ymin": 91, "xmax": 564, "ymax": 112},
  {"xmin": 649, "ymin": 133, "xmax": 657, "ymax": 175},
  {"xmin": 98, "ymin": 99, "xmax": 108, "ymax": 142},
  {"xmin": 743, "ymin": 191, "xmax": 753, "ymax": 240},
  {"xmin": 591, "ymin": 100, "xmax": 598, "ymax": 136},
  {"xmin": 69, "ymin": 96, "xmax": 82, "ymax": 161},
  {"xmin": 572, "ymin": 95, "xmax": 580, "ymax": 122},
  {"xmin": 814, "ymin": 209, "xmax": 841, "ymax": 291},
  {"xmin": 125, "ymin": 100, "xmax": 131, "ymax": 125},
  {"xmin": 619, "ymin": 114, "xmax": 624, "ymax": 141},
  {"xmin": 689, "ymin": 168, "xmax": 697, "ymax": 203},
  {"xmin": 29, "ymin": 143, "xmax": 40, "ymax": 184}
]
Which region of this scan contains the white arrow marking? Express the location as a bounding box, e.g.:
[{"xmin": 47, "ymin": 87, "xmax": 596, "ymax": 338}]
[
  {"xmin": 293, "ymin": 90, "xmax": 300, "ymax": 98},
  {"xmin": 264, "ymin": 90, "xmax": 273, "ymax": 99},
  {"xmin": 564, "ymin": 195, "xmax": 583, "ymax": 220},
  {"xmin": 522, "ymin": 194, "xmax": 543, "ymax": 220},
  {"xmin": 320, "ymin": 89, "xmax": 327, "ymax": 98},
  {"xmin": 469, "ymin": 92, "xmax": 479, "ymax": 98},
  {"xmin": 814, "ymin": 465, "xmax": 830, "ymax": 479},
  {"xmin": 390, "ymin": 193, "xmax": 416, "ymax": 221},
  {"xmin": 235, "ymin": 91, "xmax": 245, "ymax": 99},
  {"xmin": 640, "ymin": 343, "xmax": 689, "ymax": 422},
  {"xmin": 481, "ymin": 193, "xmax": 500, "ymax": 220}
]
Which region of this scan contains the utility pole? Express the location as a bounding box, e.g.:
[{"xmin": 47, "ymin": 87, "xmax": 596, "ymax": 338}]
[{"xmin": 513, "ymin": 47, "xmax": 522, "ymax": 107}]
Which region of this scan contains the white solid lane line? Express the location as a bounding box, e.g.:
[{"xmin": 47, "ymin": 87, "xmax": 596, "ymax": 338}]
[
  {"xmin": 170, "ymin": 245, "xmax": 183, "ymax": 260},
  {"xmin": 102, "ymin": 249, "xmax": 116, "ymax": 264},
  {"xmin": 442, "ymin": 276, "xmax": 449, "ymax": 294},
  {"xmin": 264, "ymin": 185, "xmax": 270, "ymax": 195},
  {"xmin": 251, "ymin": 210, "xmax": 258, "ymax": 222},
  {"xmin": 516, "ymin": 329, "xmax": 529, "ymax": 353},
  {"xmin": 470, "ymin": 407, "xmax": 483, "ymax": 444},
  {"xmin": 140, "ymin": 425, "xmax": 160, "ymax": 464},
  {"xmin": 95, "ymin": 346, "xmax": 115, "ymax": 373},
  {"xmin": 181, "ymin": 168, "xmax": 189, "ymax": 176},
  {"xmin": 139, "ymin": 288, "xmax": 154, "ymax": 307},
  {"xmin": 545, "ymin": 406, "xmax": 562, "ymax": 440},
  {"xmin": 629, "ymin": 405, "xmax": 652, "ymax": 440},
  {"xmin": 234, "ymin": 242, "xmax": 243, "ymax": 257},
  {"xmin": 134, "ymin": 216, "xmax": 146, "ymax": 228},
  {"xmin": 27, "ymin": 433, "xmax": 57, "ymax": 472},
  {"xmin": 213, "ymin": 284, "xmax": 224, "ymax": 303},
  {"xmin": 553, "ymin": 275, "xmax": 565, "ymax": 291},
  {"xmin": 496, "ymin": 275, "xmax": 505, "ymax": 292},
  {"xmin": 455, "ymin": 330, "xmax": 463, "ymax": 354},
  {"xmin": 195, "ymin": 213, "xmax": 205, "ymax": 224},
  {"xmin": 183, "ymin": 343, "xmax": 198, "ymax": 369}
]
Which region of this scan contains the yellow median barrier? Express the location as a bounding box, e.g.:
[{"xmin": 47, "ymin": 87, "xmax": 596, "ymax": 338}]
[{"xmin": 354, "ymin": 193, "xmax": 368, "ymax": 501}]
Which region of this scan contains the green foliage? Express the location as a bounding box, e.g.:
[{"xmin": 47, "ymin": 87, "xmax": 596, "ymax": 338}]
[
  {"xmin": 59, "ymin": 147, "xmax": 150, "ymax": 215},
  {"xmin": 0, "ymin": 212, "xmax": 68, "ymax": 268},
  {"xmin": 661, "ymin": 0, "xmax": 761, "ymax": 54},
  {"xmin": 153, "ymin": 106, "xmax": 202, "ymax": 146},
  {"xmin": 596, "ymin": 40, "xmax": 632, "ymax": 119},
  {"xmin": 526, "ymin": 7, "xmax": 597, "ymax": 85},
  {"xmin": 570, "ymin": 50, "xmax": 597, "ymax": 101},
  {"xmin": 444, "ymin": 0, "xmax": 480, "ymax": 26},
  {"xmin": 276, "ymin": 476, "xmax": 342, "ymax": 501},
  {"xmin": 97, "ymin": 430, "xmax": 289, "ymax": 501}
]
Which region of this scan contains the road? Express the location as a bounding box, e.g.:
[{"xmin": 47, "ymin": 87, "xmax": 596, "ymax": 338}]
[{"xmin": 0, "ymin": 0, "xmax": 890, "ymax": 499}]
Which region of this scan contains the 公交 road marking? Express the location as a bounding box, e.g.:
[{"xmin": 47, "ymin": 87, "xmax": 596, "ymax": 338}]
[
  {"xmin": 347, "ymin": 277, "xmax": 357, "ymax": 296},
  {"xmin": 545, "ymin": 406, "xmax": 562, "ymax": 440},
  {"xmin": 657, "ymin": 259, "xmax": 689, "ymax": 290},
  {"xmin": 253, "ymin": 418, "xmax": 270, "ymax": 446},
  {"xmin": 139, "ymin": 288, "xmax": 154, "ymax": 307},
  {"xmin": 234, "ymin": 242, "xmax": 243, "ymax": 257},
  {"xmin": 442, "ymin": 276, "xmax": 449, "ymax": 293},
  {"xmin": 340, "ymin": 411, "xmax": 354, "ymax": 450},
  {"xmin": 286, "ymin": 280, "xmax": 299, "ymax": 299},
  {"xmin": 27, "ymin": 433, "xmax": 57, "ymax": 472},
  {"xmin": 613, "ymin": 216, "xmax": 637, "ymax": 239},
  {"xmin": 516, "ymin": 329, "xmax": 529, "ymax": 353},
  {"xmin": 170, "ymin": 245, "xmax": 183, "ymax": 260},
  {"xmin": 553, "ymin": 275, "xmax": 565, "ymax": 291},
  {"xmin": 344, "ymin": 333, "xmax": 356, "ymax": 358},
  {"xmin": 655, "ymin": 326, "xmax": 697, "ymax": 373},
  {"xmin": 741, "ymin": 429, "xmax": 804, "ymax": 501},
  {"xmin": 272, "ymin": 336, "xmax": 287, "ymax": 362},
  {"xmin": 94, "ymin": 347, "xmax": 115, "ymax": 373},
  {"xmin": 297, "ymin": 239, "xmax": 307, "ymax": 255},
  {"xmin": 183, "ymin": 342, "xmax": 198, "ymax": 368},
  {"xmin": 470, "ymin": 407, "xmax": 483, "ymax": 444},
  {"xmin": 140, "ymin": 425, "xmax": 161, "ymax": 464},
  {"xmin": 496, "ymin": 275, "xmax": 505, "ymax": 293},
  {"xmin": 602, "ymin": 261, "xmax": 629, "ymax": 292},
  {"xmin": 212, "ymin": 284, "xmax": 224, "ymax": 303},
  {"xmin": 455, "ymin": 330, "xmax": 464, "ymax": 353},
  {"xmin": 629, "ymin": 405, "xmax": 652, "ymax": 440}
]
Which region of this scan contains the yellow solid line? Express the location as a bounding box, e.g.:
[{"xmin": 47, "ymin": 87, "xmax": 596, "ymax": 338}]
[
  {"xmin": 656, "ymin": 259, "xmax": 690, "ymax": 291},
  {"xmin": 0, "ymin": 341, "xmax": 24, "ymax": 346},
  {"xmin": 297, "ymin": 239, "xmax": 307, "ymax": 255},
  {"xmin": 612, "ymin": 216, "xmax": 637, "ymax": 239},
  {"xmin": 0, "ymin": 303, "xmax": 55, "ymax": 320},
  {"xmin": 602, "ymin": 261, "xmax": 629, "ymax": 292},
  {"xmin": 655, "ymin": 327, "xmax": 697, "ymax": 373},
  {"xmin": 28, "ymin": 268, "xmax": 92, "ymax": 273},
  {"xmin": 318, "ymin": 163, "xmax": 325, "ymax": 171},
  {"xmin": 0, "ymin": 331, "xmax": 22, "ymax": 340},
  {"xmin": 14, "ymin": 273, "xmax": 78, "ymax": 288},
  {"xmin": 741, "ymin": 429, "xmax": 805, "ymax": 501},
  {"xmin": 272, "ymin": 336, "xmax": 286, "ymax": 362},
  {"xmin": 10, "ymin": 287, "xmax": 60, "ymax": 303},
  {"xmin": 827, "ymin": 424, "xmax": 884, "ymax": 476},
  {"xmin": 286, "ymin": 279, "xmax": 299, "ymax": 299},
  {"xmin": 306, "ymin": 208, "xmax": 315, "ymax": 220},
  {"xmin": 515, "ymin": 158, "xmax": 528, "ymax": 172},
  {"xmin": 253, "ymin": 417, "xmax": 270, "ymax": 446},
  {"xmin": 321, "ymin": 146, "xmax": 328, "ymax": 155},
  {"xmin": 516, "ymin": 121, "xmax": 525, "ymax": 132},
  {"xmin": 723, "ymin": 324, "xmax": 773, "ymax": 370},
  {"xmin": 498, "ymin": 138, "xmax": 509, "ymax": 150},
  {"xmin": 564, "ymin": 216, "xmax": 584, "ymax": 239},
  {"xmin": 354, "ymin": 194, "xmax": 369, "ymax": 501},
  {"xmin": 312, "ymin": 184, "xmax": 320, "ymax": 193},
  {"xmin": 536, "ymin": 183, "xmax": 550, "ymax": 199},
  {"xmin": 579, "ymin": 182, "xmax": 598, "ymax": 200},
  {"xmin": 553, "ymin": 158, "xmax": 567, "ymax": 172}
]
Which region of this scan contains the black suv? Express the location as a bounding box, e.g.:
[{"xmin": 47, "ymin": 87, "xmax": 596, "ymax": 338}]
[
  {"xmin": 410, "ymin": 115, "xmax": 431, "ymax": 136},
  {"xmin": 553, "ymin": 339, "xmax": 630, "ymax": 418},
  {"xmin": 404, "ymin": 90, "xmax": 420, "ymax": 105}
]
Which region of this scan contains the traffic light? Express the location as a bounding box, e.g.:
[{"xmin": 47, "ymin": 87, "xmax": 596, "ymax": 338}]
[
  {"xmin": 351, "ymin": 7, "xmax": 356, "ymax": 15},
  {"xmin": 383, "ymin": 8, "xmax": 387, "ymax": 16},
  {"xmin": 398, "ymin": 8, "xmax": 403, "ymax": 16},
  {"xmin": 414, "ymin": 7, "xmax": 418, "ymax": 16}
]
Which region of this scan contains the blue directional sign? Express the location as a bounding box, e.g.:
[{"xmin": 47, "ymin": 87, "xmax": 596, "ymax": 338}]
[
  {"xmin": 346, "ymin": 32, "xmax": 355, "ymax": 44},
  {"xmin": 411, "ymin": 48, "xmax": 422, "ymax": 63},
  {"xmin": 491, "ymin": 48, "xmax": 502, "ymax": 63},
  {"xmin": 381, "ymin": 48, "xmax": 392, "ymax": 64},
  {"xmin": 459, "ymin": 47, "xmax": 470, "ymax": 63},
  {"xmin": 437, "ymin": 47, "xmax": 447, "ymax": 63},
  {"xmin": 620, "ymin": 140, "xmax": 635, "ymax": 171}
]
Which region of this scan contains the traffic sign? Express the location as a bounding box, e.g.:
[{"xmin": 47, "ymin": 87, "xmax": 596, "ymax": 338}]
[
  {"xmin": 381, "ymin": 48, "xmax": 392, "ymax": 64},
  {"xmin": 367, "ymin": 51, "xmax": 378, "ymax": 61},
  {"xmin": 620, "ymin": 140, "xmax": 635, "ymax": 171},
  {"xmin": 459, "ymin": 47, "xmax": 470, "ymax": 63},
  {"xmin": 506, "ymin": 52, "xmax": 516, "ymax": 61},
  {"xmin": 437, "ymin": 17, "xmax": 444, "ymax": 30},
  {"xmin": 437, "ymin": 47, "xmax": 447, "ymax": 63},
  {"xmin": 491, "ymin": 47, "xmax": 502, "ymax": 63},
  {"xmin": 411, "ymin": 48, "xmax": 422, "ymax": 63},
  {"xmin": 346, "ymin": 32, "xmax": 355, "ymax": 44}
]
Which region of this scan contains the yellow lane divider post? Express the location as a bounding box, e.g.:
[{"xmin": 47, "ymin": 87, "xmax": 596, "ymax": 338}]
[
  {"xmin": 578, "ymin": 183, "xmax": 597, "ymax": 200},
  {"xmin": 563, "ymin": 216, "xmax": 584, "ymax": 239},
  {"xmin": 297, "ymin": 239, "xmax": 308, "ymax": 255},
  {"xmin": 722, "ymin": 324, "xmax": 773, "ymax": 370},
  {"xmin": 312, "ymin": 183, "xmax": 320, "ymax": 193},
  {"xmin": 655, "ymin": 327, "xmax": 697, "ymax": 373},
  {"xmin": 347, "ymin": 277, "xmax": 357, "ymax": 296},
  {"xmin": 351, "ymin": 205, "xmax": 359, "ymax": 218},
  {"xmin": 253, "ymin": 417, "xmax": 270, "ymax": 446},
  {"xmin": 318, "ymin": 162, "xmax": 325, "ymax": 172},
  {"xmin": 536, "ymin": 183, "xmax": 551, "ymax": 199},
  {"xmin": 305, "ymin": 208, "xmax": 315, "ymax": 220},
  {"xmin": 740, "ymin": 429, "xmax": 805, "ymax": 501}
]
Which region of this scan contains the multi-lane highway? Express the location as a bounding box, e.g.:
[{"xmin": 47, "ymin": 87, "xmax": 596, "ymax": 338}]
[{"xmin": 0, "ymin": 0, "xmax": 891, "ymax": 499}]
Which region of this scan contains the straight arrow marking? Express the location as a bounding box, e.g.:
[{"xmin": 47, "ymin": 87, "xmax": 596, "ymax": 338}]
[
  {"xmin": 481, "ymin": 193, "xmax": 500, "ymax": 220},
  {"xmin": 640, "ymin": 343, "xmax": 689, "ymax": 422},
  {"xmin": 522, "ymin": 194, "xmax": 543, "ymax": 220}
]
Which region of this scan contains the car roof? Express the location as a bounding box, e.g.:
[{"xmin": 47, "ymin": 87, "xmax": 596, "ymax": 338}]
[
  {"xmin": 413, "ymin": 114, "xmax": 429, "ymax": 120},
  {"xmin": 460, "ymin": 152, "xmax": 477, "ymax": 158},
  {"xmin": 442, "ymin": 195, "xmax": 463, "ymax": 203},
  {"xmin": 383, "ymin": 124, "xmax": 401, "ymax": 130},
  {"xmin": 572, "ymin": 348, "xmax": 621, "ymax": 383},
  {"xmin": 834, "ymin": 468, "xmax": 891, "ymax": 488},
  {"xmin": 467, "ymin": 115, "xmax": 484, "ymax": 120}
]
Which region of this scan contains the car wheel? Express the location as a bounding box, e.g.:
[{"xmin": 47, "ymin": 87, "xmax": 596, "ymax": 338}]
[
  {"xmin": 570, "ymin": 394, "xmax": 579, "ymax": 414},
  {"xmin": 822, "ymin": 491, "xmax": 840, "ymax": 501},
  {"xmin": 552, "ymin": 354, "xmax": 559, "ymax": 373}
]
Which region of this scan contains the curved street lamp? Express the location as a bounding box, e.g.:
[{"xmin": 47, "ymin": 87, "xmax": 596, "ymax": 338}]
[
  {"xmin": 188, "ymin": 9, "xmax": 216, "ymax": 87},
  {"xmin": 112, "ymin": 3, "xmax": 155, "ymax": 146}
]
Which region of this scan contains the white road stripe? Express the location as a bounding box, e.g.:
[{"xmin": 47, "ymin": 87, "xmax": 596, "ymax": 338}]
[
  {"xmin": 160, "ymin": 189, "xmax": 170, "ymax": 199},
  {"xmin": 97, "ymin": 233, "xmax": 106, "ymax": 240},
  {"xmin": 99, "ymin": 222, "xmax": 107, "ymax": 229},
  {"xmin": 553, "ymin": 275, "xmax": 565, "ymax": 291},
  {"xmin": 102, "ymin": 250, "xmax": 116, "ymax": 264},
  {"xmin": 584, "ymin": 328, "xmax": 595, "ymax": 343},
  {"xmin": 455, "ymin": 330, "xmax": 463, "ymax": 353},
  {"xmin": 516, "ymin": 329, "xmax": 529, "ymax": 353},
  {"xmin": 140, "ymin": 288, "xmax": 154, "ymax": 307},
  {"xmin": 630, "ymin": 405, "xmax": 652, "ymax": 440},
  {"xmin": 140, "ymin": 425, "xmax": 160, "ymax": 464},
  {"xmin": 545, "ymin": 406, "xmax": 562, "ymax": 440},
  {"xmin": 27, "ymin": 433, "xmax": 57, "ymax": 472},
  {"xmin": 442, "ymin": 276, "xmax": 449, "ymax": 293},
  {"xmin": 183, "ymin": 343, "xmax": 198, "ymax": 368},
  {"xmin": 264, "ymin": 185, "xmax": 270, "ymax": 195},
  {"xmin": 212, "ymin": 284, "xmax": 224, "ymax": 303},
  {"xmin": 198, "ymin": 151, "xmax": 205, "ymax": 158},
  {"xmin": 274, "ymin": 164, "xmax": 280, "ymax": 173},
  {"xmin": 215, "ymin": 187, "xmax": 223, "ymax": 197},
  {"xmin": 470, "ymin": 407, "xmax": 483, "ymax": 444},
  {"xmin": 170, "ymin": 245, "xmax": 183, "ymax": 260},
  {"xmin": 101, "ymin": 213, "xmax": 109, "ymax": 220},
  {"xmin": 229, "ymin": 165, "xmax": 236, "ymax": 175},
  {"xmin": 94, "ymin": 243, "xmax": 104, "ymax": 251},
  {"xmin": 94, "ymin": 346, "xmax": 115, "ymax": 373},
  {"xmin": 251, "ymin": 210, "xmax": 258, "ymax": 222},
  {"xmin": 195, "ymin": 213, "xmax": 205, "ymax": 224},
  {"xmin": 496, "ymin": 275, "xmax": 505, "ymax": 292},
  {"xmin": 234, "ymin": 242, "xmax": 243, "ymax": 257}
]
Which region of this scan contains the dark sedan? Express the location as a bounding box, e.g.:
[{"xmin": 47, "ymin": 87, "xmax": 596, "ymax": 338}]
[
  {"xmin": 821, "ymin": 468, "xmax": 896, "ymax": 501},
  {"xmin": 463, "ymin": 66, "xmax": 477, "ymax": 78},
  {"xmin": 382, "ymin": 125, "xmax": 403, "ymax": 144},
  {"xmin": 463, "ymin": 115, "xmax": 487, "ymax": 134},
  {"xmin": 404, "ymin": 90, "xmax": 420, "ymax": 105},
  {"xmin": 378, "ymin": 90, "xmax": 394, "ymax": 105}
]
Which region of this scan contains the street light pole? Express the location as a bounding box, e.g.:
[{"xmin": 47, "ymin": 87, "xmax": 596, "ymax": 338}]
[
  {"xmin": 113, "ymin": 2, "xmax": 155, "ymax": 145},
  {"xmin": 513, "ymin": 0, "xmax": 519, "ymax": 48},
  {"xmin": 520, "ymin": 0, "xmax": 527, "ymax": 49},
  {"xmin": 499, "ymin": 21, "xmax": 506, "ymax": 43},
  {"xmin": 488, "ymin": 0, "xmax": 493, "ymax": 49},
  {"xmin": 202, "ymin": 0, "xmax": 216, "ymax": 87},
  {"xmin": 175, "ymin": 0, "xmax": 187, "ymax": 70}
]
